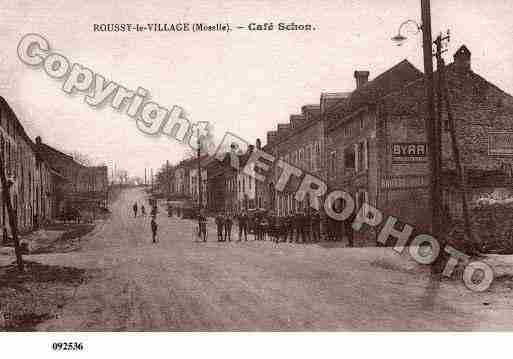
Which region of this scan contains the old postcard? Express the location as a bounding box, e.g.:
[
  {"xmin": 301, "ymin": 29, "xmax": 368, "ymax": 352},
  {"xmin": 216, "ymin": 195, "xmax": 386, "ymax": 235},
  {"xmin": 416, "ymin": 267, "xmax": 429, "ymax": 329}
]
[{"xmin": 1, "ymin": 0, "xmax": 513, "ymax": 356}]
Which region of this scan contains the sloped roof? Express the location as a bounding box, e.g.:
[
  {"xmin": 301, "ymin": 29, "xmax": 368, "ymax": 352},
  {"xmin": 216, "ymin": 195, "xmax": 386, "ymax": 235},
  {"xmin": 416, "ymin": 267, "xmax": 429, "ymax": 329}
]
[
  {"xmin": 327, "ymin": 60, "xmax": 423, "ymax": 127},
  {"xmin": 0, "ymin": 96, "xmax": 34, "ymax": 147}
]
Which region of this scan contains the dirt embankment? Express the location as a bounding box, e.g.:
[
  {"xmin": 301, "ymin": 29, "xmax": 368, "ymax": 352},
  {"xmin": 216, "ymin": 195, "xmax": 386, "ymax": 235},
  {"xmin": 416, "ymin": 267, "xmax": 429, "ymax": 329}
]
[{"xmin": 0, "ymin": 261, "xmax": 95, "ymax": 331}]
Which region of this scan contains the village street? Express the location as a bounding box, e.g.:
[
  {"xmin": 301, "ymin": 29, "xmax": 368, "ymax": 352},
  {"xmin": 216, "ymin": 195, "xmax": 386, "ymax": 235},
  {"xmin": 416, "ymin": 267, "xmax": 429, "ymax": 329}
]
[{"xmin": 21, "ymin": 187, "xmax": 513, "ymax": 331}]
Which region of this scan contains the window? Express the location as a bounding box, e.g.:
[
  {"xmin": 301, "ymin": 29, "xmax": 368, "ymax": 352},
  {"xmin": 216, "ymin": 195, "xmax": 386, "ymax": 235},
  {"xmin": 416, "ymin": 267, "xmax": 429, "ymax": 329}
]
[
  {"xmin": 355, "ymin": 139, "xmax": 368, "ymax": 172},
  {"xmin": 305, "ymin": 145, "xmax": 311, "ymax": 171},
  {"xmin": 356, "ymin": 189, "xmax": 369, "ymax": 217},
  {"xmin": 344, "ymin": 147, "xmax": 355, "ymax": 170},
  {"xmin": 330, "ymin": 151, "xmax": 337, "ymax": 176},
  {"xmin": 314, "ymin": 141, "xmax": 321, "ymax": 171},
  {"xmin": 298, "ymin": 148, "xmax": 304, "ymax": 166}
]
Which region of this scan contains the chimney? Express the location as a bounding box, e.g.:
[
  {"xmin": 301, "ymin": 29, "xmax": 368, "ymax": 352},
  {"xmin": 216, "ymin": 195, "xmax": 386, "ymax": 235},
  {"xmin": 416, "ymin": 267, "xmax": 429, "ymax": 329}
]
[
  {"xmin": 256, "ymin": 138, "xmax": 261, "ymax": 150},
  {"xmin": 290, "ymin": 114, "xmax": 306, "ymax": 129},
  {"xmin": 354, "ymin": 70, "xmax": 370, "ymax": 89},
  {"xmin": 454, "ymin": 45, "xmax": 471, "ymax": 72}
]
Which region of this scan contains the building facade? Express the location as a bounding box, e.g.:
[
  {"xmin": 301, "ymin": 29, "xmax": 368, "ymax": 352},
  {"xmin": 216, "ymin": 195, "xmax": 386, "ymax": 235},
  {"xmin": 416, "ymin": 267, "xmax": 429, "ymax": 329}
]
[
  {"xmin": 253, "ymin": 45, "xmax": 513, "ymax": 246},
  {"xmin": 0, "ymin": 97, "xmax": 55, "ymax": 235}
]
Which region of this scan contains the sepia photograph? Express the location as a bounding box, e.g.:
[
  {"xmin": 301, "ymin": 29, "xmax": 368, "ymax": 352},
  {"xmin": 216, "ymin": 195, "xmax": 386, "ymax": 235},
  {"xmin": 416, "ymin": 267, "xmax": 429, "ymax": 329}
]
[{"xmin": 1, "ymin": 0, "xmax": 513, "ymax": 356}]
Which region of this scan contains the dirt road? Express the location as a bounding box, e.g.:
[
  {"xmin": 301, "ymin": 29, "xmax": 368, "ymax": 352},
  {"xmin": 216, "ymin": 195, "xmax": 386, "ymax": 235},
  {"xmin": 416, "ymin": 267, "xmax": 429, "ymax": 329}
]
[{"xmin": 30, "ymin": 187, "xmax": 513, "ymax": 330}]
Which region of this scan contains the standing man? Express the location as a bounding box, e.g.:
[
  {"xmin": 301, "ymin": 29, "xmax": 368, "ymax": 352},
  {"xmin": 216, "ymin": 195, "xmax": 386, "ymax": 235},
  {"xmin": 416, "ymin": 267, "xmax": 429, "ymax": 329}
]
[
  {"xmin": 344, "ymin": 210, "xmax": 356, "ymax": 247},
  {"xmin": 215, "ymin": 212, "xmax": 225, "ymax": 242},
  {"xmin": 224, "ymin": 212, "xmax": 233, "ymax": 242},
  {"xmin": 151, "ymin": 216, "xmax": 158, "ymax": 243},
  {"xmin": 286, "ymin": 212, "xmax": 294, "ymax": 243},
  {"xmin": 304, "ymin": 211, "xmax": 311, "ymax": 243},
  {"xmin": 238, "ymin": 211, "xmax": 248, "ymax": 241},
  {"xmin": 141, "ymin": 205, "xmax": 146, "ymax": 217},
  {"xmin": 198, "ymin": 210, "xmax": 207, "ymax": 242},
  {"xmin": 311, "ymin": 210, "xmax": 321, "ymax": 242},
  {"xmin": 133, "ymin": 202, "xmax": 138, "ymax": 218}
]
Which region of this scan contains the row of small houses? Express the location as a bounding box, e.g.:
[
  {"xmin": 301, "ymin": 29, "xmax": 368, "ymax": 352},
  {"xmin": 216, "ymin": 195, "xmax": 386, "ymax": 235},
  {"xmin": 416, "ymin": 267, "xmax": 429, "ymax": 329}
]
[
  {"xmin": 0, "ymin": 96, "xmax": 109, "ymax": 239},
  {"xmin": 164, "ymin": 45, "xmax": 513, "ymax": 244}
]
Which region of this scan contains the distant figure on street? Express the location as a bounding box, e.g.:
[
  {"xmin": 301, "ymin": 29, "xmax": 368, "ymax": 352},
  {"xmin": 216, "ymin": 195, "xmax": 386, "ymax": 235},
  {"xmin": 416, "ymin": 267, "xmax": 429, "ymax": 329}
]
[
  {"xmin": 224, "ymin": 212, "xmax": 233, "ymax": 242},
  {"xmin": 311, "ymin": 210, "xmax": 321, "ymax": 242},
  {"xmin": 259, "ymin": 215, "xmax": 269, "ymax": 241},
  {"xmin": 133, "ymin": 202, "xmax": 138, "ymax": 218},
  {"xmin": 215, "ymin": 213, "xmax": 225, "ymax": 242},
  {"xmin": 286, "ymin": 212, "xmax": 294, "ymax": 242},
  {"xmin": 151, "ymin": 217, "xmax": 158, "ymax": 243},
  {"xmin": 151, "ymin": 204, "xmax": 158, "ymax": 218},
  {"xmin": 198, "ymin": 210, "xmax": 207, "ymax": 242},
  {"xmin": 294, "ymin": 212, "xmax": 302, "ymax": 242},
  {"xmin": 344, "ymin": 210, "xmax": 356, "ymax": 247},
  {"xmin": 237, "ymin": 211, "xmax": 248, "ymax": 241},
  {"xmin": 141, "ymin": 205, "xmax": 146, "ymax": 217}
]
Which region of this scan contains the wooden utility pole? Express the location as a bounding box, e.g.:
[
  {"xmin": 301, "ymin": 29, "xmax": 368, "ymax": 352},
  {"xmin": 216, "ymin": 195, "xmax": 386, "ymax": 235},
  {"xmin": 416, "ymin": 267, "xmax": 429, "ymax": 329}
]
[
  {"xmin": 421, "ymin": 0, "xmax": 442, "ymax": 237},
  {"xmin": 197, "ymin": 128, "xmax": 203, "ymax": 211},
  {"xmin": 0, "ymin": 152, "xmax": 23, "ymax": 271},
  {"xmin": 437, "ymin": 46, "xmax": 476, "ymax": 249},
  {"xmin": 166, "ymin": 160, "xmax": 171, "ymax": 197}
]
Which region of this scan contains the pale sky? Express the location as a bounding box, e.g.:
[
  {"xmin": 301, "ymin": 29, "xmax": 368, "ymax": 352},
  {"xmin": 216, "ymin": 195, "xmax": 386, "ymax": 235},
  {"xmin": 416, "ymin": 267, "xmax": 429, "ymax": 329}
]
[{"xmin": 1, "ymin": 0, "xmax": 512, "ymax": 179}]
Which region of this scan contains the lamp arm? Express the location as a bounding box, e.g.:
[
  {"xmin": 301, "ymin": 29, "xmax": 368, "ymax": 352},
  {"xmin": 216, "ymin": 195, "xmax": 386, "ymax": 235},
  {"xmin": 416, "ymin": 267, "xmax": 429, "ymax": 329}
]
[{"xmin": 397, "ymin": 19, "xmax": 422, "ymax": 36}]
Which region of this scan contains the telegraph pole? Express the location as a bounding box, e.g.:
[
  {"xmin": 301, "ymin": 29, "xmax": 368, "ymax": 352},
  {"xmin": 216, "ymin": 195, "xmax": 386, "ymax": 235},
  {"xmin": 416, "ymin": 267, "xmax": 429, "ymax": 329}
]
[
  {"xmin": 197, "ymin": 128, "xmax": 203, "ymax": 211},
  {"xmin": 166, "ymin": 160, "xmax": 171, "ymax": 197},
  {"xmin": 421, "ymin": 0, "xmax": 442, "ymax": 238}
]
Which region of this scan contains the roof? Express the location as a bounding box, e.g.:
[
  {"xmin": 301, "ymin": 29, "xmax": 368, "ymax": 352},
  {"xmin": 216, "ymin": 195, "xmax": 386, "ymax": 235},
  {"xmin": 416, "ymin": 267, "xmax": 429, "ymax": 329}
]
[
  {"xmin": 0, "ymin": 96, "xmax": 35, "ymax": 147},
  {"xmin": 327, "ymin": 60, "xmax": 423, "ymax": 128}
]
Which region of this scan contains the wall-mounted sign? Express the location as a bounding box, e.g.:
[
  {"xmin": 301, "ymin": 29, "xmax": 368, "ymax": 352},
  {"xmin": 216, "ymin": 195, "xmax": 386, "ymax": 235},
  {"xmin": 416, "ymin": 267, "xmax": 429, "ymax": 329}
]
[
  {"xmin": 489, "ymin": 131, "xmax": 513, "ymax": 156},
  {"xmin": 392, "ymin": 143, "xmax": 428, "ymax": 163}
]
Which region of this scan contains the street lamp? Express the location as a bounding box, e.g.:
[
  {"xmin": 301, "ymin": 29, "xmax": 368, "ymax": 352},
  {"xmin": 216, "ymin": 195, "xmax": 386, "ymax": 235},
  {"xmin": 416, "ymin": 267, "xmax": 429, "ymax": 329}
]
[
  {"xmin": 392, "ymin": 0, "xmax": 442, "ymax": 240},
  {"xmin": 391, "ymin": 19, "xmax": 422, "ymax": 46}
]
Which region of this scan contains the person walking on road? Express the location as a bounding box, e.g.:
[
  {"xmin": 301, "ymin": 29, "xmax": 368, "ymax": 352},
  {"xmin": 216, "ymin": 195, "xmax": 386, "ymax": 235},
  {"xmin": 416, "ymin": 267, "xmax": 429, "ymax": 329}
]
[
  {"xmin": 141, "ymin": 205, "xmax": 146, "ymax": 217},
  {"xmin": 133, "ymin": 202, "xmax": 138, "ymax": 218},
  {"xmin": 224, "ymin": 212, "xmax": 233, "ymax": 242},
  {"xmin": 151, "ymin": 217, "xmax": 158, "ymax": 243}
]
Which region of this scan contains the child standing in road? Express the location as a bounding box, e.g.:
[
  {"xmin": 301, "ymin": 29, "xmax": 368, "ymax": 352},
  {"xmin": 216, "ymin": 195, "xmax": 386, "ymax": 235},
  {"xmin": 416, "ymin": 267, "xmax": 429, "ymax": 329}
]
[{"xmin": 151, "ymin": 217, "xmax": 158, "ymax": 243}]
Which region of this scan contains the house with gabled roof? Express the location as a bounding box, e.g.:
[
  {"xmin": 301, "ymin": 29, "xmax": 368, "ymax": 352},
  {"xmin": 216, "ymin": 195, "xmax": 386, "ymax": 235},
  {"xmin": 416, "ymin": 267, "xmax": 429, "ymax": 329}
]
[{"xmin": 327, "ymin": 45, "xmax": 513, "ymax": 245}]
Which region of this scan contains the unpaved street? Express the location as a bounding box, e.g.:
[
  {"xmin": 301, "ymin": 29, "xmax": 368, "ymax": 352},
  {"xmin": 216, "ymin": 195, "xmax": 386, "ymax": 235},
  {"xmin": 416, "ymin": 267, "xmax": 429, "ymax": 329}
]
[{"xmin": 26, "ymin": 187, "xmax": 513, "ymax": 330}]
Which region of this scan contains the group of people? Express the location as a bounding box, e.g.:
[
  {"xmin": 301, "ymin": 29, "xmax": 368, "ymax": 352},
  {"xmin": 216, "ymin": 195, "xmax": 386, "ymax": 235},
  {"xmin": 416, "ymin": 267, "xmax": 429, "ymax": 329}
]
[
  {"xmin": 210, "ymin": 210, "xmax": 353, "ymax": 245},
  {"xmin": 132, "ymin": 201, "xmax": 159, "ymax": 244},
  {"xmin": 214, "ymin": 212, "xmax": 246, "ymax": 242},
  {"xmin": 133, "ymin": 198, "xmax": 355, "ymax": 246}
]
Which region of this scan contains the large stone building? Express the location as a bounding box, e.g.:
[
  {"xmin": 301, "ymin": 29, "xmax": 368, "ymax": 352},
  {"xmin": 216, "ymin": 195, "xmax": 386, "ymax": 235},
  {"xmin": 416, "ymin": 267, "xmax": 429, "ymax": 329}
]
[
  {"xmin": 0, "ymin": 97, "xmax": 56, "ymax": 235},
  {"xmin": 255, "ymin": 45, "xmax": 513, "ymax": 245},
  {"xmin": 36, "ymin": 137, "xmax": 109, "ymax": 211},
  {"xmin": 0, "ymin": 96, "xmax": 109, "ymax": 239},
  {"xmin": 256, "ymin": 105, "xmax": 326, "ymax": 215}
]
